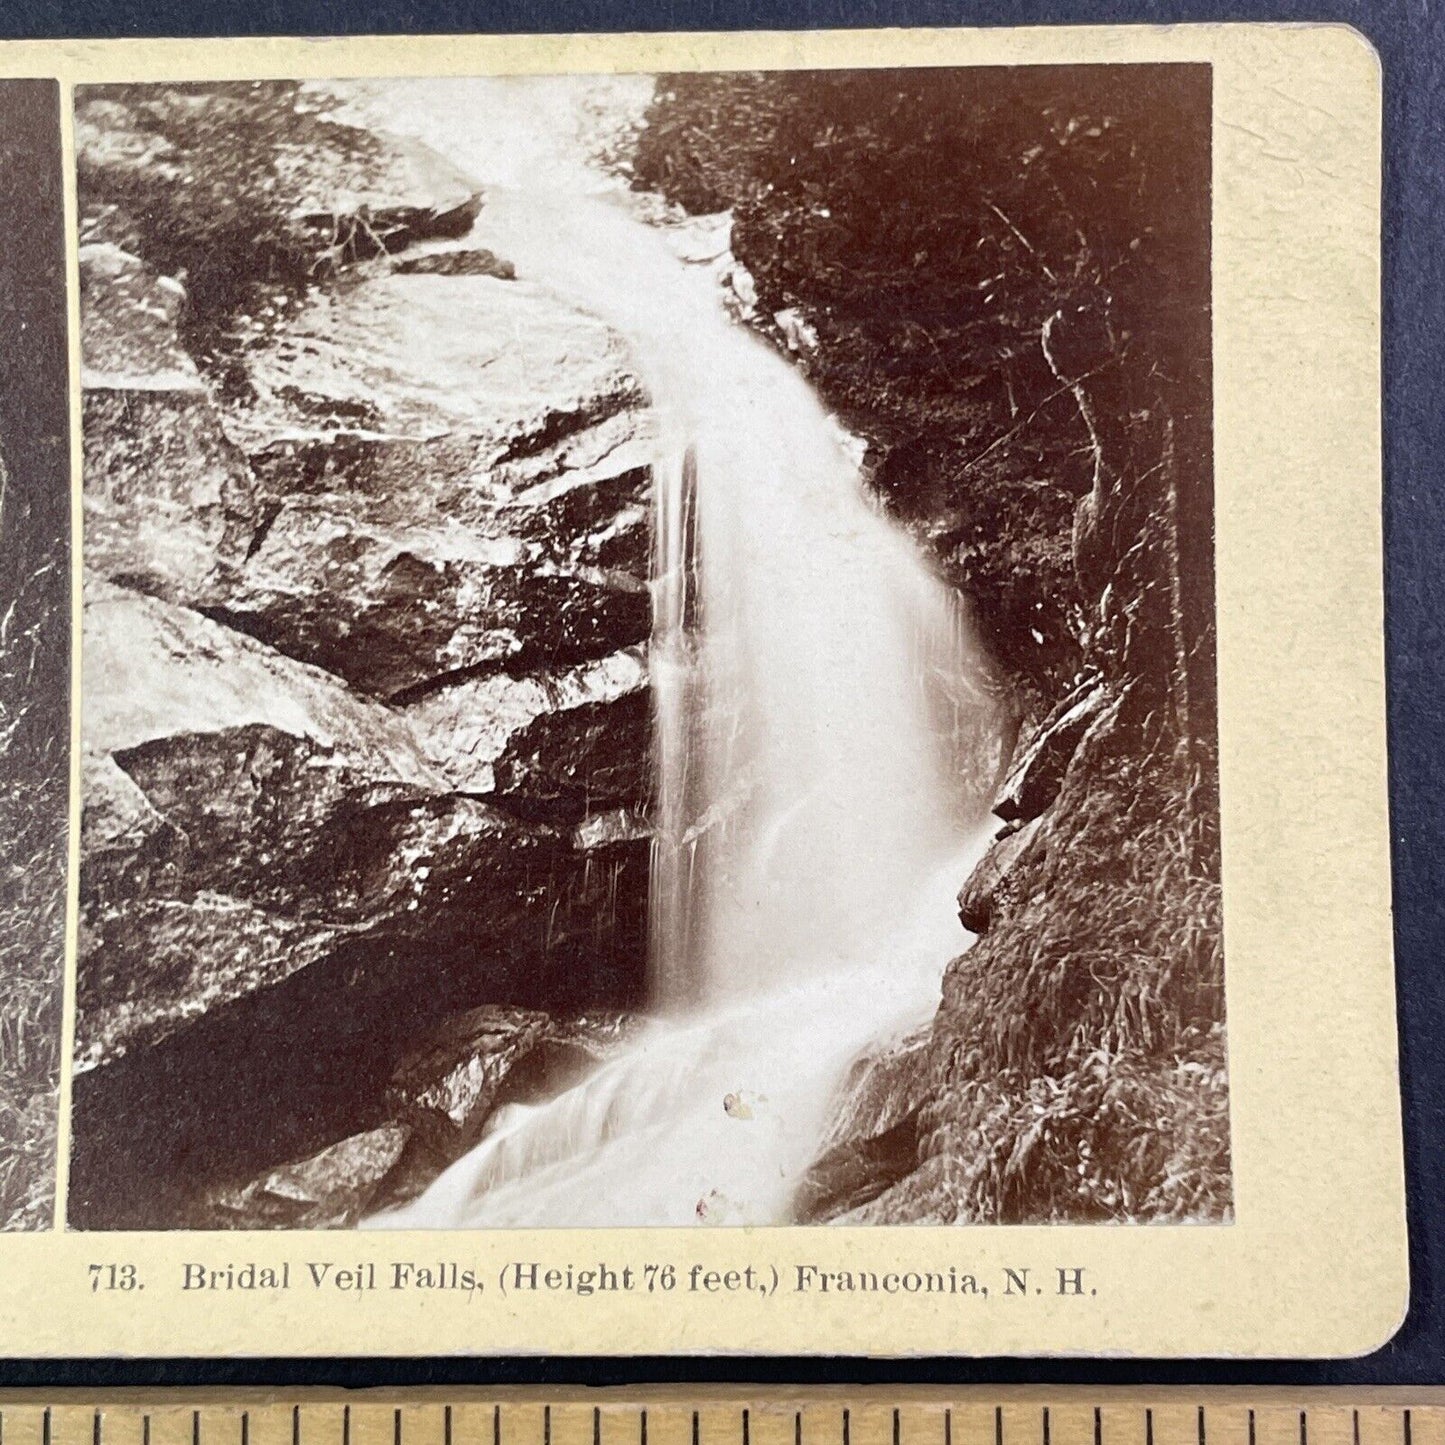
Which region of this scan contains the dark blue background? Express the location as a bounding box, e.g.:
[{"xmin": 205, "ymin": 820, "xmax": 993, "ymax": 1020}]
[{"xmin": 4, "ymin": 0, "xmax": 1440, "ymax": 1387}]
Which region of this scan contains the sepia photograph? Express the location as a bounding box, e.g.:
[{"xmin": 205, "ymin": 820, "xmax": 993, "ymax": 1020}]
[
  {"xmin": 0, "ymin": 79, "xmax": 71, "ymax": 1233},
  {"xmin": 69, "ymin": 63, "xmax": 1227, "ymax": 1231}
]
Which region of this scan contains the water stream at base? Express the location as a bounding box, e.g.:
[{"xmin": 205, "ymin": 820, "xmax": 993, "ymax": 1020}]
[{"xmin": 357, "ymin": 84, "xmax": 1004, "ymax": 1227}]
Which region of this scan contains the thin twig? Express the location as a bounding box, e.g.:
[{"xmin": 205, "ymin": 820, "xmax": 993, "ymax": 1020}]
[{"xmin": 985, "ymin": 200, "xmax": 1058, "ymax": 283}]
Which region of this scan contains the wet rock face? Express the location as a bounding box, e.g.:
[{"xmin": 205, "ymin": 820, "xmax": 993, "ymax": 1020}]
[
  {"xmin": 493, "ymin": 690, "xmax": 654, "ymax": 823},
  {"xmin": 72, "ymin": 93, "xmax": 659, "ymax": 1228}
]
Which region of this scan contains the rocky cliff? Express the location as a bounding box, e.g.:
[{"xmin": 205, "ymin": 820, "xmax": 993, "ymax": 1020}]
[{"xmin": 71, "ymin": 84, "xmax": 658, "ymax": 1228}]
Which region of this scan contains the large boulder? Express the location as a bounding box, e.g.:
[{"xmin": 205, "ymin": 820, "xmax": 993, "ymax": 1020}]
[
  {"xmin": 80, "ymin": 584, "xmax": 649, "ymax": 1033},
  {"xmin": 73, "ymin": 578, "xmax": 653, "ymax": 1226},
  {"xmin": 956, "ymin": 815, "xmax": 1045, "ymax": 936},
  {"xmin": 78, "ymin": 578, "xmax": 454, "ymax": 1068},
  {"xmin": 204, "ymin": 1123, "xmax": 413, "ymax": 1230},
  {"xmin": 207, "ymin": 268, "xmax": 656, "ymax": 698},
  {"xmin": 81, "ymin": 578, "xmax": 443, "ymax": 792},
  {"xmin": 80, "ymin": 246, "xmax": 259, "ymax": 606},
  {"xmin": 224, "ymin": 267, "xmax": 650, "ymax": 496}
]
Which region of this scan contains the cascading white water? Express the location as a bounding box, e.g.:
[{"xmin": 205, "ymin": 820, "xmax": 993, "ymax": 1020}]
[
  {"xmin": 357, "ymin": 79, "xmax": 1006, "ymax": 1227},
  {"xmin": 645, "ymin": 321, "xmax": 993, "ymax": 1014}
]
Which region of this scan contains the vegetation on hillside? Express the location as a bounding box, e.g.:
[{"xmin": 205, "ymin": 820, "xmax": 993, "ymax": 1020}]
[
  {"xmin": 916, "ymin": 725, "xmax": 1229, "ymax": 1223},
  {"xmin": 0, "ymin": 83, "xmax": 70, "ymax": 1231},
  {"xmin": 0, "ymin": 465, "xmax": 67, "ymax": 1230},
  {"xmin": 634, "ymin": 66, "xmax": 1213, "ymax": 715}
]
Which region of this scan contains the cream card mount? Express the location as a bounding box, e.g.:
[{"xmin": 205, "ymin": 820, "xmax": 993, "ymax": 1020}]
[{"xmin": 0, "ymin": 24, "xmax": 1401, "ymax": 1359}]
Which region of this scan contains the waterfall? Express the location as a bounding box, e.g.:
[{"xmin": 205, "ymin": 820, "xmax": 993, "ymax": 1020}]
[
  {"xmin": 353, "ymin": 82, "xmax": 1006, "ymax": 1228},
  {"xmin": 645, "ymin": 327, "xmax": 993, "ymax": 1014}
]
